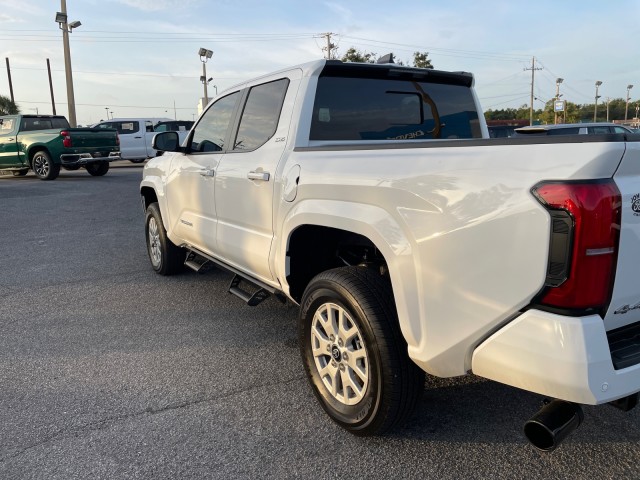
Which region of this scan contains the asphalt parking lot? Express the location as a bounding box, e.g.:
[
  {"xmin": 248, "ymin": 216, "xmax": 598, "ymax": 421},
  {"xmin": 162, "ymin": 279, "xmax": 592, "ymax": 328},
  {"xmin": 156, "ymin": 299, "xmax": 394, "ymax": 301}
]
[{"xmin": 1, "ymin": 164, "xmax": 639, "ymax": 479}]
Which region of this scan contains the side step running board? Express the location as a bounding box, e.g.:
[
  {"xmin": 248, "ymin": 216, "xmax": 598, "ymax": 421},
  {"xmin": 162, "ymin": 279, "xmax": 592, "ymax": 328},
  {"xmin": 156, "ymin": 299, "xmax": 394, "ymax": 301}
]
[
  {"xmin": 182, "ymin": 247, "xmax": 288, "ymax": 307},
  {"xmin": 184, "ymin": 251, "xmax": 212, "ymax": 273},
  {"xmin": 228, "ymin": 274, "xmax": 271, "ymax": 306}
]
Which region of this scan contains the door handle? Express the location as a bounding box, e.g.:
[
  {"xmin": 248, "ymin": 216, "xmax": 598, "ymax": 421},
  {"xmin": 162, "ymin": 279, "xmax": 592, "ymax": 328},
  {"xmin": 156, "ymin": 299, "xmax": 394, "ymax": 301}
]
[
  {"xmin": 199, "ymin": 168, "xmax": 215, "ymax": 177},
  {"xmin": 134, "ymin": 136, "xmax": 142, "ymax": 139},
  {"xmin": 247, "ymin": 171, "xmax": 270, "ymax": 181}
]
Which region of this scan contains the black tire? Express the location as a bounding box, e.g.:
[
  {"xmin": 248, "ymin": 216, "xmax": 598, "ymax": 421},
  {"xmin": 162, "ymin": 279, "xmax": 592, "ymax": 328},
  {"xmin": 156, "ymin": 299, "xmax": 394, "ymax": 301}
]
[
  {"xmin": 31, "ymin": 150, "xmax": 60, "ymax": 180},
  {"xmin": 299, "ymin": 266, "xmax": 424, "ymax": 436},
  {"xmin": 86, "ymin": 162, "xmax": 110, "ymax": 176},
  {"xmin": 145, "ymin": 202, "xmax": 184, "ymax": 275},
  {"xmin": 12, "ymin": 169, "xmax": 28, "ymax": 176}
]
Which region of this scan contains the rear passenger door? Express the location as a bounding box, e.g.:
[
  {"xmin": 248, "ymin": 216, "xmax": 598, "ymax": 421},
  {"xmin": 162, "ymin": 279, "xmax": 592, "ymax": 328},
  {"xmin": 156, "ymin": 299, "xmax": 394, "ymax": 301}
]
[{"xmin": 214, "ymin": 73, "xmax": 298, "ymax": 283}]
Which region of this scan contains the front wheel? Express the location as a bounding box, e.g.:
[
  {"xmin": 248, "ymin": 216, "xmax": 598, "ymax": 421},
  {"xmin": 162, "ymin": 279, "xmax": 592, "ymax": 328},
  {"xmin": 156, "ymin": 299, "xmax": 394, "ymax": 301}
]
[
  {"xmin": 145, "ymin": 202, "xmax": 184, "ymax": 275},
  {"xmin": 32, "ymin": 151, "xmax": 60, "ymax": 180},
  {"xmin": 299, "ymin": 267, "xmax": 424, "ymax": 436},
  {"xmin": 86, "ymin": 161, "xmax": 110, "ymax": 176}
]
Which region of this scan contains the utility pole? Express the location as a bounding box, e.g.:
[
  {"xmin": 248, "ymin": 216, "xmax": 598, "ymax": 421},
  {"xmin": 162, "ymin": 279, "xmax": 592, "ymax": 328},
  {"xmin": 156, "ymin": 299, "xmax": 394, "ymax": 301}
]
[
  {"xmin": 524, "ymin": 56, "xmax": 542, "ymax": 126},
  {"xmin": 554, "ymin": 77, "xmax": 563, "ymax": 124},
  {"xmin": 46, "ymin": 59, "xmax": 56, "ymax": 115},
  {"xmin": 625, "ymin": 85, "xmax": 634, "ymax": 122},
  {"xmin": 606, "ymin": 97, "xmax": 610, "ymax": 122},
  {"xmin": 57, "ymin": 0, "xmax": 79, "ymax": 127},
  {"xmin": 322, "ymin": 32, "xmax": 336, "ymax": 60},
  {"xmin": 594, "ymin": 81, "xmax": 602, "ymax": 122},
  {"xmin": 5, "ymin": 58, "xmax": 14, "ymax": 103}
]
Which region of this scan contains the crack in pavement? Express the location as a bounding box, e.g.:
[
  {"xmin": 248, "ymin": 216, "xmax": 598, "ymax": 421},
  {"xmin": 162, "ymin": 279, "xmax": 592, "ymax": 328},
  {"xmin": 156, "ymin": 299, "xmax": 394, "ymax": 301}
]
[{"xmin": 0, "ymin": 374, "xmax": 306, "ymax": 464}]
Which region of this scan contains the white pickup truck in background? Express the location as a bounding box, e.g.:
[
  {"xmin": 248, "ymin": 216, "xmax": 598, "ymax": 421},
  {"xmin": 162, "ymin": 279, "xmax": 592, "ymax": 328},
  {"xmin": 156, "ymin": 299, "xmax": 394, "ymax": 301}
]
[
  {"xmin": 140, "ymin": 59, "xmax": 640, "ymax": 451},
  {"xmin": 96, "ymin": 117, "xmax": 171, "ymax": 162}
]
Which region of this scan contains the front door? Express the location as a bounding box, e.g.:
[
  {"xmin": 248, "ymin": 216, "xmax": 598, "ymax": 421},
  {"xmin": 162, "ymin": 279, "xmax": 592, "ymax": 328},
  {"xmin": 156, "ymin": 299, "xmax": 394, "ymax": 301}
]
[
  {"xmin": 164, "ymin": 91, "xmax": 242, "ymax": 254},
  {"xmin": 0, "ymin": 117, "xmax": 22, "ymax": 168},
  {"xmin": 214, "ymin": 75, "xmax": 296, "ymax": 283}
]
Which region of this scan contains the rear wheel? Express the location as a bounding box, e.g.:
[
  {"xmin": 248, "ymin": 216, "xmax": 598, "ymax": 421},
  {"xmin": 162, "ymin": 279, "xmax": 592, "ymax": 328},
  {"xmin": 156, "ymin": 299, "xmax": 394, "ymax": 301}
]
[
  {"xmin": 299, "ymin": 266, "xmax": 424, "ymax": 436},
  {"xmin": 145, "ymin": 202, "xmax": 184, "ymax": 275},
  {"xmin": 32, "ymin": 151, "xmax": 60, "ymax": 180},
  {"xmin": 86, "ymin": 161, "xmax": 110, "ymax": 176}
]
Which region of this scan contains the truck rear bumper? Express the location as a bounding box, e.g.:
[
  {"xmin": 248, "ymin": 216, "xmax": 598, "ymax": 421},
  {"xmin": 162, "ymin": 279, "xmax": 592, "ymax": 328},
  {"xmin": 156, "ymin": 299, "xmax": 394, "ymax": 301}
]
[
  {"xmin": 471, "ymin": 309, "xmax": 640, "ymax": 404},
  {"xmin": 60, "ymin": 151, "xmax": 120, "ymax": 166}
]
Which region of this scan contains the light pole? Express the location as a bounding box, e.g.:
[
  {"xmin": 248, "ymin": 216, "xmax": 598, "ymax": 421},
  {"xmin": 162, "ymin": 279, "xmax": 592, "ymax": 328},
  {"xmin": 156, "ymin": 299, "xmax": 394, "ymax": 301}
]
[
  {"xmin": 625, "ymin": 84, "xmax": 634, "ymax": 122},
  {"xmin": 105, "ymin": 107, "xmax": 109, "ymax": 120},
  {"xmin": 213, "ymin": 85, "xmax": 218, "ymax": 96},
  {"xmin": 594, "ymin": 81, "xmax": 602, "ymax": 122},
  {"xmin": 554, "ymin": 77, "xmax": 563, "ymax": 124},
  {"xmin": 198, "ymin": 48, "xmax": 213, "ymax": 106},
  {"xmin": 55, "ymin": 1, "xmax": 81, "ymax": 127}
]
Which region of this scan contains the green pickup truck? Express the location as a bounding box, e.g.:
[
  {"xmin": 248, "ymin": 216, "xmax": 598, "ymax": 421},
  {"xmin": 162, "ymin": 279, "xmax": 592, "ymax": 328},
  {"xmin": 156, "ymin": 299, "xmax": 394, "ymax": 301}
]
[{"xmin": 0, "ymin": 115, "xmax": 120, "ymax": 180}]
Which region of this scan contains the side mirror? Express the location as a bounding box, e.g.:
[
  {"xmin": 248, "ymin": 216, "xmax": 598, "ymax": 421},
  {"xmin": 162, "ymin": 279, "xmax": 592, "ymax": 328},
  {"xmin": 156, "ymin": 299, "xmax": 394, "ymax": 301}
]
[{"xmin": 152, "ymin": 131, "xmax": 180, "ymax": 152}]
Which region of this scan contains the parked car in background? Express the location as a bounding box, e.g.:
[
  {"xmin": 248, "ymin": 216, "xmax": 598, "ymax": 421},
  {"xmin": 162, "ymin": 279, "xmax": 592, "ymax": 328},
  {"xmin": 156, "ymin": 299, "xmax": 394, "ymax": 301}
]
[
  {"xmin": 154, "ymin": 120, "xmax": 194, "ymax": 148},
  {"xmin": 94, "ymin": 117, "xmax": 171, "ymax": 163},
  {"xmin": 0, "ymin": 114, "xmax": 120, "ymax": 180},
  {"xmin": 487, "ymin": 125, "xmax": 518, "ymax": 138},
  {"xmin": 513, "ymin": 122, "xmax": 635, "ymax": 136}
]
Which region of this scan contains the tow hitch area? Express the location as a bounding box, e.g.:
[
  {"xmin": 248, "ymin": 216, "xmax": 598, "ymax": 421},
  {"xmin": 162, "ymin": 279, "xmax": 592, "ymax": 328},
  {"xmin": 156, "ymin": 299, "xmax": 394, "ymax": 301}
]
[{"xmin": 608, "ymin": 393, "xmax": 639, "ymax": 412}]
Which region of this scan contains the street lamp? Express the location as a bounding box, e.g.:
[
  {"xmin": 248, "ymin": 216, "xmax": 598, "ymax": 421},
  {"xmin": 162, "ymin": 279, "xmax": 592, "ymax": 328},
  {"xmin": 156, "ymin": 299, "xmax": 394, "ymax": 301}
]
[
  {"xmin": 198, "ymin": 47, "xmax": 213, "ymax": 106},
  {"xmin": 555, "ymin": 78, "xmax": 564, "ymax": 124},
  {"xmin": 594, "ymin": 81, "xmax": 602, "ymax": 122},
  {"xmin": 213, "ymin": 85, "xmax": 218, "ymax": 96},
  {"xmin": 105, "ymin": 107, "xmax": 109, "ymax": 120},
  {"xmin": 55, "ymin": 1, "xmax": 81, "ymax": 127},
  {"xmin": 625, "ymin": 84, "xmax": 634, "ymax": 122}
]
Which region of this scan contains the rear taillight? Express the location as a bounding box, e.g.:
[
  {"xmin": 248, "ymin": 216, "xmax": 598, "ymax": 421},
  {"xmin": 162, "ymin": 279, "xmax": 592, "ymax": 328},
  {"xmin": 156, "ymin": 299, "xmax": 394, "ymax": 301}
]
[
  {"xmin": 532, "ymin": 180, "xmax": 621, "ymax": 312},
  {"xmin": 60, "ymin": 130, "xmax": 72, "ymax": 148}
]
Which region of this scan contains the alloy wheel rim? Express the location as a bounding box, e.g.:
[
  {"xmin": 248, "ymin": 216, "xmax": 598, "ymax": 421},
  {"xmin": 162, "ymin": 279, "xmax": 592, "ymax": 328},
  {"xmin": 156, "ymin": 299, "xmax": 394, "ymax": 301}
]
[
  {"xmin": 34, "ymin": 155, "xmax": 49, "ymax": 177},
  {"xmin": 148, "ymin": 217, "xmax": 162, "ymax": 267},
  {"xmin": 311, "ymin": 302, "xmax": 369, "ymax": 405}
]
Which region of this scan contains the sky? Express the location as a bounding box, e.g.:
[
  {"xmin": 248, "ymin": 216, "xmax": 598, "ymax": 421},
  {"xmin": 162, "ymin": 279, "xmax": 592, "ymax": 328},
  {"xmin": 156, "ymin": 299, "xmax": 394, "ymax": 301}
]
[{"xmin": 1, "ymin": 0, "xmax": 639, "ymax": 126}]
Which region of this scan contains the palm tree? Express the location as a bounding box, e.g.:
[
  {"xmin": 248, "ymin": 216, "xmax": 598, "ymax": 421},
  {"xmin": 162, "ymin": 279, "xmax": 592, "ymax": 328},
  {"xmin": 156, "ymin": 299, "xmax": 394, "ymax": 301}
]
[{"xmin": 0, "ymin": 95, "xmax": 20, "ymax": 115}]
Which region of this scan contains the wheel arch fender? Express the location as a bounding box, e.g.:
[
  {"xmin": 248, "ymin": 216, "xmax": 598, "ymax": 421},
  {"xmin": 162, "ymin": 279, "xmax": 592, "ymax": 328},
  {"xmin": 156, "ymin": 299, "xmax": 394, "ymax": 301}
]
[
  {"xmin": 27, "ymin": 145, "xmax": 53, "ymax": 167},
  {"xmin": 278, "ymin": 199, "xmax": 422, "ymax": 351},
  {"xmin": 140, "ymin": 177, "xmax": 170, "ymax": 233}
]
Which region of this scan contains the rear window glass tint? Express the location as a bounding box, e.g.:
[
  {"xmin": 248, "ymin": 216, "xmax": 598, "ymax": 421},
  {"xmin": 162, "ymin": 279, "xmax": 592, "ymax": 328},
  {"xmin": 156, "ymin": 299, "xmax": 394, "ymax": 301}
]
[{"xmin": 311, "ymin": 75, "xmax": 481, "ymax": 141}]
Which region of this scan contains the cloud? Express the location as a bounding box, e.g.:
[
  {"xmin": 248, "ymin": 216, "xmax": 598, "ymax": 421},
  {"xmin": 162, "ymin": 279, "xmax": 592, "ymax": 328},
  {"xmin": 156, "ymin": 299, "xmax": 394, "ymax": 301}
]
[{"xmin": 0, "ymin": 13, "xmax": 17, "ymax": 22}]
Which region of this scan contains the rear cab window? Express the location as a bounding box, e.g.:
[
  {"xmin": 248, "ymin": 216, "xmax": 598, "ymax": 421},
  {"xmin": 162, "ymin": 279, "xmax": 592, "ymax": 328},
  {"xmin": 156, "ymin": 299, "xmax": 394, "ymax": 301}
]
[
  {"xmin": 21, "ymin": 116, "xmax": 70, "ymax": 131},
  {"xmin": 310, "ymin": 65, "xmax": 482, "ymax": 142},
  {"xmin": 96, "ymin": 121, "xmax": 140, "ymax": 135}
]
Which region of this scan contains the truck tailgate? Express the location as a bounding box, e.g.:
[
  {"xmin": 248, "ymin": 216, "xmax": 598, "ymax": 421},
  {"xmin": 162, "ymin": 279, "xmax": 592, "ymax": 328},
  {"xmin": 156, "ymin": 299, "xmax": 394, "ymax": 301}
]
[
  {"xmin": 69, "ymin": 128, "xmax": 118, "ymax": 148},
  {"xmin": 605, "ymin": 139, "xmax": 640, "ymax": 334}
]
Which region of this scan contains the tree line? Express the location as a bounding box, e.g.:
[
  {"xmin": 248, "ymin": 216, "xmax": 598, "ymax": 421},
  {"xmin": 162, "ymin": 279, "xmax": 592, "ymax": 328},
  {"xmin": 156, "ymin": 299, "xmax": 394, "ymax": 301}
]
[{"xmin": 485, "ymin": 98, "xmax": 640, "ymax": 124}]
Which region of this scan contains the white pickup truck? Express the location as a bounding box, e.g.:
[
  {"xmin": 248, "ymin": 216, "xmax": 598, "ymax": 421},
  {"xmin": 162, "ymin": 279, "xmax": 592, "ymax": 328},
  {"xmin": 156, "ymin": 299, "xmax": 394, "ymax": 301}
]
[{"xmin": 140, "ymin": 59, "xmax": 640, "ymax": 451}]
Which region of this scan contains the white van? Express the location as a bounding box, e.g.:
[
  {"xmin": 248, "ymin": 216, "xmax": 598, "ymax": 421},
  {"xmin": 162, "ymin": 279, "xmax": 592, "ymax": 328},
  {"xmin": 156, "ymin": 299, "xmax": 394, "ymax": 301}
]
[{"xmin": 95, "ymin": 118, "xmax": 171, "ymax": 163}]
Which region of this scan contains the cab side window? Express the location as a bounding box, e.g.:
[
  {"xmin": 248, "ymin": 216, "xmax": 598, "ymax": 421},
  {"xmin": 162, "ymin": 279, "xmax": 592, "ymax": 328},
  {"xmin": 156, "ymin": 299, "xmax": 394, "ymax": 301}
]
[
  {"xmin": 0, "ymin": 118, "xmax": 16, "ymax": 134},
  {"xmin": 191, "ymin": 92, "xmax": 240, "ymax": 152},
  {"xmin": 233, "ymin": 78, "xmax": 289, "ymax": 151}
]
